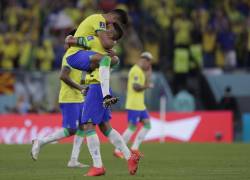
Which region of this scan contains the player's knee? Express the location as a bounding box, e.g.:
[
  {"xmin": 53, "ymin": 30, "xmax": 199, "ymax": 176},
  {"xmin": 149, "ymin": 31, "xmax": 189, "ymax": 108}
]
[
  {"xmin": 75, "ymin": 129, "xmax": 85, "ymax": 137},
  {"xmin": 103, "ymin": 128, "xmax": 112, "ymax": 137},
  {"xmin": 89, "ymin": 54, "xmax": 103, "ymax": 69},
  {"xmin": 66, "ymin": 128, "xmax": 77, "ymax": 135},
  {"xmin": 99, "ymin": 122, "xmax": 112, "ymax": 136},
  {"xmin": 143, "ymin": 121, "xmax": 151, "ymax": 130},
  {"xmin": 83, "ymin": 122, "xmax": 95, "ymax": 131},
  {"xmin": 128, "ymin": 124, "xmax": 137, "ymax": 132},
  {"xmin": 99, "ymin": 56, "xmax": 111, "ymax": 67}
]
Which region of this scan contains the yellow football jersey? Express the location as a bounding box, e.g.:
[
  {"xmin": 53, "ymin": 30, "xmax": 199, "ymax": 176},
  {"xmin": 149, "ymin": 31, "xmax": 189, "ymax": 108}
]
[
  {"xmin": 85, "ymin": 68, "xmax": 100, "ymax": 85},
  {"xmin": 125, "ymin": 65, "xmax": 146, "ymax": 110},
  {"xmin": 84, "ymin": 35, "xmax": 108, "ymax": 84},
  {"xmin": 66, "ymin": 14, "xmax": 106, "ymax": 57},
  {"xmin": 58, "ymin": 55, "xmax": 84, "ymax": 103}
]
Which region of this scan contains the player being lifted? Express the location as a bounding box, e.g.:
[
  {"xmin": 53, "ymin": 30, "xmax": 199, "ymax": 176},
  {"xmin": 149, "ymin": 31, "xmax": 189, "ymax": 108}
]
[
  {"xmin": 65, "ymin": 9, "xmax": 128, "ymax": 107},
  {"xmin": 31, "ymin": 50, "xmax": 88, "ymax": 168},
  {"xmin": 114, "ymin": 52, "xmax": 154, "ymax": 158},
  {"xmin": 64, "ymin": 23, "xmax": 141, "ymax": 176},
  {"xmin": 31, "ymin": 21, "xmax": 124, "ymax": 167}
]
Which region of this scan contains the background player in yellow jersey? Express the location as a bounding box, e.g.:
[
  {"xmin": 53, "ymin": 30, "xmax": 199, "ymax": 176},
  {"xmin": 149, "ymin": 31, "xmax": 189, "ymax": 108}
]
[
  {"xmin": 114, "ymin": 52, "xmax": 154, "ymax": 158},
  {"xmin": 31, "ymin": 50, "xmax": 88, "ymax": 168},
  {"xmin": 65, "ymin": 9, "xmax": 128, "ymax": 107}
]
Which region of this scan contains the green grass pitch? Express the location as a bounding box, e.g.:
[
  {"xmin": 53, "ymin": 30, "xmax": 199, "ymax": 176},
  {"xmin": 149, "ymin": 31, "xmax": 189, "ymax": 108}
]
[{"xmin": 0, "ymin": 143, "xmax": 250, "ymax": 180}]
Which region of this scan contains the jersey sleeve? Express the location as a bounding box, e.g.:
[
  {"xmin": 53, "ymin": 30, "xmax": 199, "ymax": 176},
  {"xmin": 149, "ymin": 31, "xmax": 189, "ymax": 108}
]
[
  {"xmin": 129, "ymin": 68, "xmax": 141, "ymax": 85},
  {"xmin": 92, "ymin": 15, "xmax": 106, "ymax": 33},
  {"xmin": 61, "ymin": 55, "xmax": 71, "ymax": 69}
]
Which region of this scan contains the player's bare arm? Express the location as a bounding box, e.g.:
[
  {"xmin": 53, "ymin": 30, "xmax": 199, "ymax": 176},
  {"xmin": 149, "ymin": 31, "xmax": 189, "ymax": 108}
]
[
  {"xmin": 96, "ymin": 30, "xmax": 115, "ymax": 49},
  {"xmin": 145, "ymin": 65, "xmax": 154, "ymax": 88},
  {"xmin": 60, "ymin": 66, "xmax": 85, "ymax": 92},
  {"xmin": 133, "ymin": 83, "xmax": 150, "ymax": 92},
  {"xmin": 133, "ymin": 68, "xmax": 153, "ymax": 92}
]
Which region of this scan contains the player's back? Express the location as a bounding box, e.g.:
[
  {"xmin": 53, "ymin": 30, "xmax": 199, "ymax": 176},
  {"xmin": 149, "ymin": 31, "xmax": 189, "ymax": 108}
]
[
  {"xmin": 75, "ymin": 14, "xmax": 106, "ymax": 37},
  {"xmin": 125, "ymin": 65, "xmax": 146, "ymax": 110},
  {"xmin": 66, "ymin": 14, "xmax": 106, "ymax": 56}
]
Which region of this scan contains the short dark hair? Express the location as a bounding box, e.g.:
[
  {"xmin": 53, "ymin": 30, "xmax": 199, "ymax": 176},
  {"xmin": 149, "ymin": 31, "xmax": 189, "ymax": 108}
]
[
  {"xmin": 113, "ymin": 22, "xmax": 123, "ymax": 40},
  {"xmin": 68, "ymin": 29, "xmax": 76, "ymax": 36},
  {"xmin": 110, "ymin": 9, "xmax": 128, "ymax": 26}
]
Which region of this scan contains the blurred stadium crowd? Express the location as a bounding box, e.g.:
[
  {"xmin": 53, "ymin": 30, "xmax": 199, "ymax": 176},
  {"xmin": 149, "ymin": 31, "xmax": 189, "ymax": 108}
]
[
  {"xmin": 1, "ymin": 0, "xmax": 250, "ymax": 119},
  {"xmin": 1, "ymin": 0, "xmax": 250, "ymax": 72}
]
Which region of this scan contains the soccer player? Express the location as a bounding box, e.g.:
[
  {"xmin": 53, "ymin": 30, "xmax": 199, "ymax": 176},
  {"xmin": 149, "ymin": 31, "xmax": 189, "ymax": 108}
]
[
  {"xmin": 114, "ymin": 52, "xmax": 153, "ymax": 158},
  {"xmin": 65, "ymin": 9, "xmax": 128, "ymax": 107},
  {"xmin": 65, "ymin": 22, "xmax": 123, "ymax": 107},
  {"xmin": 64, "ymin": 22, "xmax": 141, "ymax": 176},
  {"xmin": 79, "ymin": 69, "xmax": 141, "ymax": 176},
  {"xmin": 31, "ymin": 54, "xmax": 88, "ymax": 168}
]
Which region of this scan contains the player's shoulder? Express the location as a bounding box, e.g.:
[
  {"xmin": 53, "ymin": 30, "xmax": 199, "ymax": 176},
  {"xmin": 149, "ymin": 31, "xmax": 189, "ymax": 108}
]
[
  {"xmin": 86, "ymin": 14, "xmax": 104, "ymax": 21},
  {"xmin": 130, "ymin": 65, "xmax": 141, "ymax": 73}
]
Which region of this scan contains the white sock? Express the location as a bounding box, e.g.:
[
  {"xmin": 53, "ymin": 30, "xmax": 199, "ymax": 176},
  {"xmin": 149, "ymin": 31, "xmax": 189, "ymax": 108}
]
[
  {"xmin": 39, "ymin": 128, "xmax": 69, "ymax": 146},
  {"xmin": 131, "ymin": 127, "xmax": 150, "ymax": 150},
  {"xmin": 107, "ymin": 129, "xmax": 131, "ymax": 160},
  {"xmin": 86, "ymin": 131, "xmax": 103, "ymax": 168},
  {"xmin": 123, "ymin": 127, "xmax": 136, "ymax": 143},
  {"xmin": 99, "ymin": 66, "xmax": 110, "ymax": 97},
  {"xmin": 115, "ymin": 127, "xmax": 135, "ymax": 153},
  {"xmin": 70, "ymin": 135, "xmax": 83, "ymax": 161}
]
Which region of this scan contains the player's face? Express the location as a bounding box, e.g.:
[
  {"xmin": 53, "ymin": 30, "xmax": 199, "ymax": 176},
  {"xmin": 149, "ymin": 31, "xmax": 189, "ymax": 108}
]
[
  {"xmin": 106, "ymin": 24, "xmax": 116, "ymax": 40},
  {"xmin": 141, "ymin": 58, "xmax": 151, "ymax": 70}
]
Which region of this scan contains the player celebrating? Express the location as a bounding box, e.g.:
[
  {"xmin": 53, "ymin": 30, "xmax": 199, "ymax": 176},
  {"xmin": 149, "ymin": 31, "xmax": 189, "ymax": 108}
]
[
  {"xmin": 114, "ymin": 52, "xmax": 153, "ymax": 158},
  {"xmin": 65, "ymin": 9, "xmax": 128, "ymax": 107},
  {"xmin": 64, "ymin": 21, "xmax": 141, "ymax": 176},
  {"xmin": 31, "ymin": 53, "xmax": 88, "ymax": 168},
  {"xmin": 79, "ymin": 69, "xmax": 141, "ymax": 176}
]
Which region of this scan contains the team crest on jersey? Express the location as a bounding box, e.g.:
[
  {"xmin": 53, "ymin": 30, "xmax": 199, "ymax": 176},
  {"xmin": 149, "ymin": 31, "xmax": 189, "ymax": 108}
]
[
  {"xmin": 134, "ymin": 76, "xmax": 138, "ymax": 81},
  {"xmin": 100, "ymin": 22, "xmax": 106, "ymax": 29},
  {"xmin": 87, "ymin": 36, "xmax": 94, "ymax": 41}
]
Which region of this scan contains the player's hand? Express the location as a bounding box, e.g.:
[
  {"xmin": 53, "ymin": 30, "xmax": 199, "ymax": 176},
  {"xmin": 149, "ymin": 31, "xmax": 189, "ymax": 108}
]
[
  {"xmin": 80, "ymin": 86, "xmax": 89, "ymax": 96},
  {"xmin": 146, "ymin": 65, "xmax": 152, "ymax": 77},
  {"xmin": 111, "ymin": 56, "xmax": 120, "ymax": 69},
  {"xmin": 147, "ymin": 82, "xmax": 154, "ymax": 88},
  {"xmin": 106, "ymin": 49, "xmax": 116, "ymax": 57},
  {"xmin": 64, "ymin": 35, "xmax": 76, "ymax": 49}
]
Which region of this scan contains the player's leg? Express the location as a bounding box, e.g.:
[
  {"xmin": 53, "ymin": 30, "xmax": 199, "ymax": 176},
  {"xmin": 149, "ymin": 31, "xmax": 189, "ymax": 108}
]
[
  {"xmin": 99, "ymin": 121, "xmax": 141, "ymax": 175},
  {"xmin": 89, "ymin": 54, "xmax": 119, "ymax": 70},
  {"xmin": 131, "ymin": 110, "xmax": 151, "ymax": 154},
  {"xmin": 80, "ymin": 85, "xmax": 105, "ymax": 176},
  {"xmin": 66, "ymin": 50, "xmax": 96, "ymax": 71},
  {"xmin": 114, "ymin": 110, "xmax": 138, "ymax": 158},
  {"xmin": 83, "ymin": 122, "xmax": 105, "ymax": 176},
  {"xmin": 99, "ymin": 121, "xmax": 131, "ymax": 160},
  {"xmin": 66, "ymin": 51, "xmax": 118, "ymax": 107},
  {"xmin": 31, "ymin": 103, "xmax": 78, "ymax": 161},
  {"xmin": 68, "ymin": 102, "xmax": 88, "ymax": 168},
  {"xmin": 98, "ymin": 55, "xmax": 119, "ymax": 107}
]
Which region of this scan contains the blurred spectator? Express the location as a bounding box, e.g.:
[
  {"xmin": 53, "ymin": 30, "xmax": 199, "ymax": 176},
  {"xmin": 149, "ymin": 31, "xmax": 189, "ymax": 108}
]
[
  {"xmin": 218, "ymin": 86, "xmax": 237, "ymax": 113},
  {"xmin": 0, "ymin": 0, "xmax": 249, "ymax": 72},
  {"xmin": 217, "ymin": 24, "xmax": 237, "ymax": 69},
  {"xmin": 7, "ymin": 95, "xmax": 31, "ymax": 114},
  {"xmin": 202, "ymin": 25, "xmax": 216, "ymax": 68},
  {"xmin": 35, "ymin": 39, "xmax": 55, "ymax": 71},
  {"xmin": 246, "ymin": 15, "xmax": 250, "ymax": 69},
  {"xmin": 218, "ymin": 86, "xmax": 240, "ymax": 136},
  {"xmin": 173, "ymin": 87, "xmax": 195, "ymax": 112},
  {"xmin": 173, "ymin": 11, "xmax": 193, "ymax": 47},
  {"xmin": 0, "ymin": 33, "xmax": 20, "ymax": 69}
]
